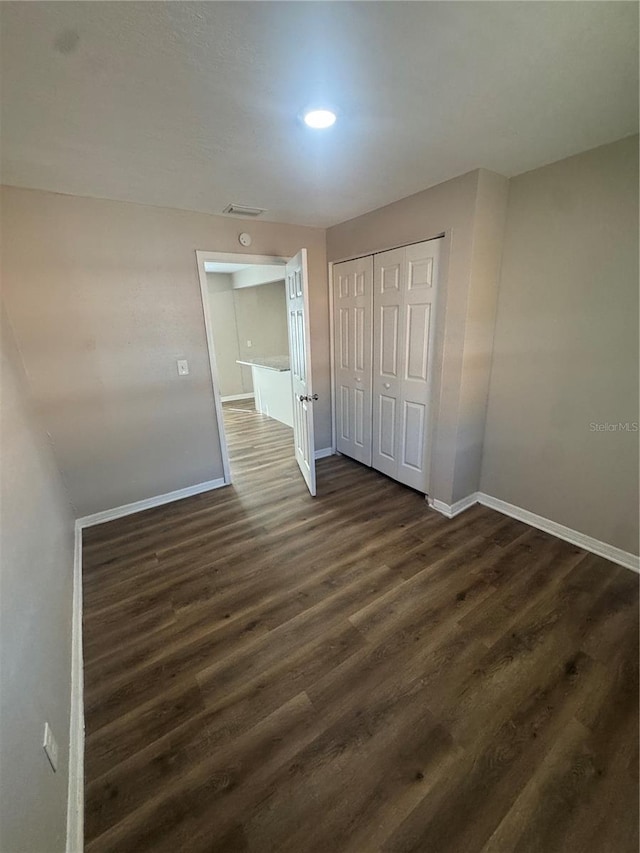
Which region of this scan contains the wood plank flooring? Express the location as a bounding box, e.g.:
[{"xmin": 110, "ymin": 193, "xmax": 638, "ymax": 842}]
[{"xmin": 82, "ymin": 400, "xmax": 639, "ymax": 852}]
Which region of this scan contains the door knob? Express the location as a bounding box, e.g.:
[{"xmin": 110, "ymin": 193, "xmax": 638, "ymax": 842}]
[
  {"xmin": 298, "ymin": 393, "xmax": 319, "ymax": 402},
  {"xmin": 355, "ymin": 377, "xmax": 362, "ymax": 382},
  {"xmin": 383, "ymin": 383, "xmax": 390, "ymax": 389}
]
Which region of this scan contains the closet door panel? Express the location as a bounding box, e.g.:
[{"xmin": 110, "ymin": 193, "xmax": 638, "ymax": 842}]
[
  {"xmin": 354, "ymin": 307, "xmax": 366, "ymax": 371},
  {"xmin": 397, "ymin": 239, "xmax": 440, "ymax": 492},
  {"xmin": 354, "ymin": 387, "xmax": 365, "ymax": 448},
  {"xmin": 333, "ymin": 257, "xmax": 373, "ymax": 466},
  {"xmin": 372, "ymin": 248, "xmax": 405, "ymax": 480},
  {"xmin": 378, "ymin": 394, "xmax": 397, "ymax": 460},
  {"xmin": 380, "ymin": 305, "xmax": 400, "ymax": 376},
  {"xmin": 405, "ymin": 303, "xmax": 430, "ymax": 381},
  {"xmin": 402, "ymin": 401, "xmax": 426, "ymax": 471},
  {"xmin": 339, "ymin": 384, "xmax": 350, "ymax": 443},
  {"xmin": 338, "ymin": 307, "xmax": 350, "ymax": 370}
]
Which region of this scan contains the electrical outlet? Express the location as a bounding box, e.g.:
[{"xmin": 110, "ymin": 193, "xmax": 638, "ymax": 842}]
[
  {"xmin": 176, "ymin": 359, "xmax": 189, "ymax": 376},
  {"xmin": 246, "ymin": 340, "xmax": 252, "ymax": 348},
  {"xmin": 43, "ymin": 722, "xmax": 58, "ymax": 772}
]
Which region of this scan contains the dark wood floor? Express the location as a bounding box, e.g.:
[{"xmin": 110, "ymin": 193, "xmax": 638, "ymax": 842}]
[{"xmin": 82, "ymin": 400, "xmax": 639, "ymax": 852}]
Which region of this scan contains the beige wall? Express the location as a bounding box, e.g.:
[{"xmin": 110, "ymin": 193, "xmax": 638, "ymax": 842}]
[
  {"xmin": 4, "ymin": 139, "xmax": 634, "ymax": 550},
  {"xmin": 234, "ymin": 280, "xmax": 288, "ymax": 369},
  {"xmin": 327, "ymin": 168, "xmax": 508, "ymax": 505},
  {"xmin": 206, "ymin": 273, "xmax": 246, "ymax": 397},
  {"xmin": 1, "ymin": 187, "xmax": 328, "ymax": 515},
  {"xmin": 207, "ymin": 275, "xmax": 289, "ymax": 398},
  {"xmin": 453, "ymin": 169, "xmax": 509, "ymax": 500},
  {"xmin": 0, "ymin": 310, "xmax": 75, "ymax": 853},
  {"xmin": 481, "ymin": 136, "xmax": 639, "ymax": 554}
]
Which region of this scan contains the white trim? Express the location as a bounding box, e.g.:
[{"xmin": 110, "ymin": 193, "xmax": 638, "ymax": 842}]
[
  {"xmin": 327, "ymin": 233, "xmax": 450, "ymax": 497},
  {"xmin": 196, "ymin": 251, "xmax": 233, "ymax": 485},
  {"xmin": 477, "ymin": 493, "xmax": 639, "ymax": 574},
  {"xmin": 328, "ymin": 233, "xmax": 447, "ymax": 266},
  {"xmin": 195, "ymin": 249, "xmax": 292, "ymax": 488},
  {"xmin": 76, "ymin": 478, "xmax": 226, "ymax": 529},
  {"xmin": 427, "ymin": 493, "xmax": 478, "ymax": 519},
  {"xmin": 328, "ymin": 261, "xmax": 337, "ymax": 455},
  {"xmin": 220, "ymin": 393, "xmax": 255, "ymax": 403},
  {"xmin": 314, "ymin": 447, "xmax": 334, "ymax": 460},
  {"xmin": 196, "ymin": 251, "xmax": 289, "ymax": 267},
  {"xmin": 66, "ymin": 522, "xmax": 84, "ymax": 853},
  {"xmin": 428, "ymin": 491, "xmax": 639, "ymax": 573}
]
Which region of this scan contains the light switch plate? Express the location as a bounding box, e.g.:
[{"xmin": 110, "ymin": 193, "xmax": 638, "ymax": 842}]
[
  {"xmin": 177, "ymin": 359, "xmax": 189, "ymax": 376},
  {"xmin": 43, "ymin": 722, "xmax": 58, "ymax": 772}
]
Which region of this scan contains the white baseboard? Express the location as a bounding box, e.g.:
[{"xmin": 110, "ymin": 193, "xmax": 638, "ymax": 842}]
[
  {"xmin": 428, "ymin": 491, "xmax": 639, "ymax": 573},
  {"xmin": 220, "ymin": 393, "xmax": 255, "ymax": 403},
  {"xmin": 76, "ymin": 478, "xmax": 227, "ymax": 529},
  {"xmin": 427, "ymin": 493, "xmax": 478, "ymax": 519},
  {"xmin": 66, "ymin": 476, "xmax": 227, "ymax": 844},
  {"xmin": 314, "ymin": 447, "xmax": 334, "ymax": 460},
  {"xmin": 477, "ymin": 493, "xmax": 639, "ymax": 573},
  {"xmin": 66, "ymin": 522, "xmax": 84, "ymax": 853}
]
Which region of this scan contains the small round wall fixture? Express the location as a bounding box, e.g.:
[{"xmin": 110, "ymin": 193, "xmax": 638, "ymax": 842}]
[
  {"xmin": 303, "ymin": 109, "xmax": 337, "ymax": 129},
  {"xmin": 238, "ymin": 232, "xmax": 252, "ymax": 247}
]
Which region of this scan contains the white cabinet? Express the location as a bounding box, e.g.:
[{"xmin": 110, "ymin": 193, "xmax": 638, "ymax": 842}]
[
  {"xmin": 236, "ymin": 359, "xmax": 294, "ymax": 428},
  {"xmin": 333, "ymin": 238, "xmax": 441, "ymax": 493}
]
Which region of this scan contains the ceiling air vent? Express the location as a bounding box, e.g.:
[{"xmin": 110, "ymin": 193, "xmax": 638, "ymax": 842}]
[{"xmin": 223, "ymin": 203, "xmax": 266, "ymax": 218}]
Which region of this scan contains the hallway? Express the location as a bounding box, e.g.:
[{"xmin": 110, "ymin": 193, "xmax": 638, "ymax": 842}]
[{"xmin": 221, "ymin": 399, "xmax": 295, "ymax": 485}]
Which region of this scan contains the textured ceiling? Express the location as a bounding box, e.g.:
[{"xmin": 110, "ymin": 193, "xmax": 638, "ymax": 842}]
[{"xmin": 1, "ymin": 2, "xmax": 637, "ymax": 227}]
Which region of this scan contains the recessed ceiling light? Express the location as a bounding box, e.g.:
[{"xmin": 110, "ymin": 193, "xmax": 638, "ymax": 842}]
[{"xmin": 303, "ymin": 109, "xmax": 337, "ymax": 129}]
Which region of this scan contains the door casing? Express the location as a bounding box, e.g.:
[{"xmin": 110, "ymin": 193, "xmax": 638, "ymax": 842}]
[
  {"xmin": 328, "ymin": 231, "xmax": 451, "ymax": 500},
  {"xmin": 196, "ymin": 250, "xmax": 289, "ymax": 485}
]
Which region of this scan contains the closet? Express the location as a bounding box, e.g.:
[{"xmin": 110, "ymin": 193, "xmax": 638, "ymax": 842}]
[{"xmin": 332, "ymin": 237, "xmax": 441, "ymax": 493}]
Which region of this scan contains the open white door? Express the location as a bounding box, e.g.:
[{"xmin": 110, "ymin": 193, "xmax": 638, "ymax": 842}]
[{"xmin": 285, "ymin": 249, "xmax": 316, "ymax": 496}]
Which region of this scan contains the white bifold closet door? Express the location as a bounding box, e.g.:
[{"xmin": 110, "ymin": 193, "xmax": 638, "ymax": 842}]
[
  {"xmin": 333, "ymin": 256, "xmax": 373, "ymax": 465},
  {"xmin": 372, "ymin": 239, "xmax": 440, "ymax": 492}
]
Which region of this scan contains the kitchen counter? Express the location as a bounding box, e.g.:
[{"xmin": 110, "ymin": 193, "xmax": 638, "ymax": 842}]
[
  {"xmin": 236, "ymin": 356, "xmax": 293, "ymax": 427},
  {"xmin": 236, "ymin": 355, "xmax": 290, "ymax": 372}
]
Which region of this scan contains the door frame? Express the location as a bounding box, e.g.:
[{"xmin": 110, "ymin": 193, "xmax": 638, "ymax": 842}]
[
  {"xmin": 327, "ymin": 231, "xmax": 451, "ymax": 497},
  {"xmin": 195, "ymin": 250, "xmax": 289, "ymax": 485}
]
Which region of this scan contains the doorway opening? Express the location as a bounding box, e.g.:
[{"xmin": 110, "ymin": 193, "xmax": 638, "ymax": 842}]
[{"xmin": 196, "ymin": 250, "xmax": 317, "ymax": 495}]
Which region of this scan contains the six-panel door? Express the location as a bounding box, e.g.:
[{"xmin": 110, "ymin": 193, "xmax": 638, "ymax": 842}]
[
  {"xmin": 394, "ymin": 240, "xmax": 440, "ymax": 492},
  {"xmin": 286, "ymin": 249, "xmax": 317, "ymax": 496},
  {"xmin": 332, "ymin": 256, "xmax": 374, "ymax": 466},
  {"xmin": 371, "ymin": 248, "xmax": 404, "ymax": 481}
]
